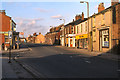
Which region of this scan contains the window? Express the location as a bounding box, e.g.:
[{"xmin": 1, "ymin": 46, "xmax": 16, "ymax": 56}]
[
  {"xmin": 101, "ymin": 13, "xmax": 105, "ymax": 25},
  {"xmin": 112, "ymin": 7, "xmax": 116, "ymax": 24},
  {"xmin": 77, "ymin": 26, "xmax": 79, "ymax": 34},
  {"xmin": 93, "ymin": 30, "xmax": 96, "ymax": 41},
  {"xmin": 5, "ymin": 36, "xmax": 9, "ymax": 43},
  {"xmin": 102, "ymin": 29, "xmax": 109, "ymax": 47},
  {"xmin": 81, "ymin": 24, "xmax": 82, "ymax": 33},
  {"xmin": 71, "ymin": 26, "xmax": 74, "ymax": 34},
  {"xmin": 85, "ymin": 22, "xmax": 87, "ymax": 32}
]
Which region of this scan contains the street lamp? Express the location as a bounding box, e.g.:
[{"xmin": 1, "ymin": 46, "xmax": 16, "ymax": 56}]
[
  {"xmin": 80, "ymin": 1, "xmax": 89, "ymax": 19},
  {"xmin": 80, "ymin": 1, "xmax": 91, "ymax": 51},
  {"xmin": 60, "ymin": 19, "xmax": 65, "ymax": 25}
]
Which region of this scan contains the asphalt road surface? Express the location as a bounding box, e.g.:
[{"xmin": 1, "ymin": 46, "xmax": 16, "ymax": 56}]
[{"xmin": 17, "ymin": 43, "xmax": 119, "ymax": 78}]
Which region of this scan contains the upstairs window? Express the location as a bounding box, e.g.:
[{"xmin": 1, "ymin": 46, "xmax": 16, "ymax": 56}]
[{"xmin": 112, "ymin": 7, "xmax": 116, "ymax": 24}]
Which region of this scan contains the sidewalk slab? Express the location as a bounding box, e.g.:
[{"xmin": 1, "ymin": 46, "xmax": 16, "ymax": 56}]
[
  {"xmin": 2, "ymin": 57, "xmax": 34, "ymax": 79},
  {"xmin": 2, "ymin": 57, "xmax": 18, "ymax": 78}
]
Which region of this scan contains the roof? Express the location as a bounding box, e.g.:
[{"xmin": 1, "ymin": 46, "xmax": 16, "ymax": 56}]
[
  {"xmin": 89, "ymin": 2, "xmax": 120, "ymax": 18},
  {"xmin": 64, "ymin": 18, "xmax": 88, "ymax": 27},
  {"xmin": 12, "ymin": 20, "xmax": 16, "ymax": 25}
]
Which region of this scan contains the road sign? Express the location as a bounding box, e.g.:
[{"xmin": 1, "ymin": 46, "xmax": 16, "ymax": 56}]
[{"xmin": 8, "ymin": 31, "xmax": 12, "ymax": 39}]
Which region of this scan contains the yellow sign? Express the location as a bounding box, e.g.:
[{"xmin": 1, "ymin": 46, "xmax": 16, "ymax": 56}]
[
  {"xmin": 4, "ymin": 33, "xmax": 8, "ymax": 36},
  {"xmin": 66, "ymin": 38, "xmax": 68, "ymax": 44},
  {"xmin": 76, "ymin": 34, "xmax": 88, "ymax": 39}
]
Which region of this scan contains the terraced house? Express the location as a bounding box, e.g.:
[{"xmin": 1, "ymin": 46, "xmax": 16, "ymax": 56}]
[
  {"xmin": 64, "ymin": 12, "xmax": 86, "ymax": 48},
  {"xmin": 60, "ymin": 0, "xmax": 120, "ymax": 53},
  {"xmin": 88, "ymin": 1, "xmax": 120, "ymax": 52}
]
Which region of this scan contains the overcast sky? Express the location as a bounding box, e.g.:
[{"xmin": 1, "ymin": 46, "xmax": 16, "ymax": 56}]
[{"xmin": 1, "ymin": 0, "xmax": 115, "ymax": 37}]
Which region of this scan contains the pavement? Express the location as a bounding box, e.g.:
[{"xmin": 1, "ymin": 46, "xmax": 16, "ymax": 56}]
[
  {"xmin": 1, "ymin": 48, "xmax": 31, "ymax": 54},
  {"xmin": 1, "ymin": 56, "xmax": 34, "ymax": 79},
  {"xmin": 55, "ymin": 46, "xmax": 120, "ymax": 61}
]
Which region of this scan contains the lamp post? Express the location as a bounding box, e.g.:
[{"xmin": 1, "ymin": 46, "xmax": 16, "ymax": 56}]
[
  {"xmin": 80, "ymin": 1, "xmax": 91, "ymax": 51},
  {"xmin": 60, "ymin": 19, "xmax": 66, "ymax": 46}
]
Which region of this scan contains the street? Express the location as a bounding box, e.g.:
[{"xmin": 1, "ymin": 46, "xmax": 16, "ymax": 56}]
[{"xmin": 14, "ymin": 43, "xmax": 119, "ymax": 78}]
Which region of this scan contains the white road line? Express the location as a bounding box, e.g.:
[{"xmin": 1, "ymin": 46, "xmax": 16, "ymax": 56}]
[
  {"xmin": 85, "ymin": 61, "xmax": 91, "ymax": 64},
  {"xmin": 117, "ymin": 69, "xmax": 120, "ymax": 72}
]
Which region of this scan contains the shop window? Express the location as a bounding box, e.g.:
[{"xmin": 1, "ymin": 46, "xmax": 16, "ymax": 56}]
[{"xmin": 102, "ymin": 29, "xmax": 109, "ymax": 48}]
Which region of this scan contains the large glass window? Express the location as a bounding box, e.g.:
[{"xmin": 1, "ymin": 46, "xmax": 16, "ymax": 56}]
[{"xmin": 102, "ymin": 29, "xmax": 109, "ymax": 47}]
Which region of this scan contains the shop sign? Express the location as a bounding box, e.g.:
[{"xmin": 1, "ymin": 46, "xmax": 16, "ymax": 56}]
[
  {"xmin": 75, "ymin": 34, "xmax": 88, "ymax": 39},
  {"xmin": 0, "ymin": 31, "xmax": 8, "ymax": 34},
  {"xmin": 66, "ymin": 34, "xmax": 76, "ymax": 37}
]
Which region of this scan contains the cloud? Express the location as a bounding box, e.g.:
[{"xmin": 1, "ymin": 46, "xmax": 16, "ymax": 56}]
[
  {"xmin": 94, "ymin": 5, "xmax": 98, "ymax": 9},
  {"xmin": 34, "ymin": 8, "xmax": 53, "ymax": 13},
  {"xmin": 14, "ymin": 17, "xmax": 44, "ymax": 22},
  {"xmin": 13, "ymin": 17, "xmax": 48, "ymax": 37},
  {"xmin": 51, "ymin": 14, "xmax": 62, "ymax": 19}
]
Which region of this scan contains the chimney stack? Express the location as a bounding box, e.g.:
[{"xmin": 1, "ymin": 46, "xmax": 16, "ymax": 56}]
[
  {"xmin": 39, "ymin": 32, "xmax": 41, "ymax": 35},
  {"xmin": 82, "ymin": 12, "xmax": 84, "ymax": 20},
  {"xmin": 98, "ymin": 3, "xmax": 105, "ymax": 13},
  {"xmin": 75, "ymin": 15, "xmax": 82, "ymax": 21},
  {"xmin": 111, "ymin": 0, "xmax": 119, "ymax": 6},
  {"xmin": 73, "ymin": 19, "xmax": 74, "ymax": 22},
  {"xmin": 0, "ymin": 10, "xmax": 6, "ymax": 15}
]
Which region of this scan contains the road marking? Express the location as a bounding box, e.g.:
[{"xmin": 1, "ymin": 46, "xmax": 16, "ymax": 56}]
[
  {"xmin": 117, "ymin": 69, "xmax": 120, "ymax": 72},
  {"xmin": 85, "ymin": 61, "xmax": 91, "ymax": 64},
  {"xmin": 70, "ymin": 56, "xmax": 73, "ymax": 58}
]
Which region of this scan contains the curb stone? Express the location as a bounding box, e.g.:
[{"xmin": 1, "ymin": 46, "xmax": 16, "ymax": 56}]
[{"xmin": 13, "ymin": 58, "xmax": 47, "ymax": 79}]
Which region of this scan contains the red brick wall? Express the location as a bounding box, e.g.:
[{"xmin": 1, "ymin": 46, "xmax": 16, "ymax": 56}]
[
  {"xmin": 0, "ymin": 12, "xmax": 11, "ymax": 45},
  {"xmin": 1, "ymin": 13, "xmax": 11, "ymax": 32}
]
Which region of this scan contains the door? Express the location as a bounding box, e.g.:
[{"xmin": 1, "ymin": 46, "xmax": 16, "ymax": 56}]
[
  {"xmin": 99, "ymin": 31, "xmax": 102, "ymax": 51},
  {"xmin": 70, "ymin": 39, "xmax": 72, "ymax": 47}
]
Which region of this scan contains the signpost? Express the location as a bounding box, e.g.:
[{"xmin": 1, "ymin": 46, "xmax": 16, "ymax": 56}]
[{"xmin": 8, "ymin": 31, "xmax": 12, "ymax": 63}]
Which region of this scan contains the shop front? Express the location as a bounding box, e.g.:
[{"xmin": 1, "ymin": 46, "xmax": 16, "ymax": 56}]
[
  {"xmin": 75, "ymin": 34, "xmax": 88, "ymax": 49},
  {"xmin": 66, "ymin": 34, "xmax": 76, "ymax": 47}
]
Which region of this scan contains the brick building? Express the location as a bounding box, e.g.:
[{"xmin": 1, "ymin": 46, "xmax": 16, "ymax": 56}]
[
  {"xmin": 45, "ymin": 24, "xmax": 63, "ymax": 45},
  {"xmin": 64, "ymin": 12, "xmax": 87, "ymax": 47},
  {"xmin": 0, "ymin": 10, "xmax": 19, "ymax": 50},
  {"xmin": 35, "ymin": 33, "xmax": 45, "ymax": 44},
  {"xmin": 86, "ymin": 1, "xmax": 120, "ymax": 52}
]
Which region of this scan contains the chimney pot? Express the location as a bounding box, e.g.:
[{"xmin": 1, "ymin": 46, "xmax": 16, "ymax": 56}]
[{"xmin": 98, "ymin": 3, "xmax": 105, "ymax": 13}]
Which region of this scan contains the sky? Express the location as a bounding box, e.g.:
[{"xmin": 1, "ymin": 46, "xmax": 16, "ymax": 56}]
[{"xmin": 1, "ymin": 0, "xmax": 116, "ymax": 37}]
